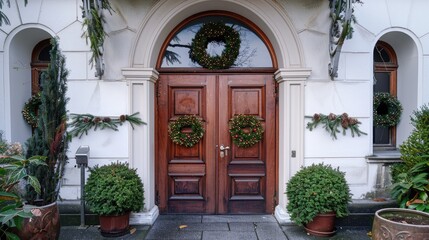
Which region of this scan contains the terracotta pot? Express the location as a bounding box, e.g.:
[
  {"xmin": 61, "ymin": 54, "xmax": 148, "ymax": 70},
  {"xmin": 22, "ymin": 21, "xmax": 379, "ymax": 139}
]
[
  {"xmin": 16, "ymin": 201, "xmax": 60, "ymax": 240},
  {"xmin": 99, "ymin": 212, "xmax": 130, "ymax": 237},
  {"xmin": 372, "ymin": 208, "xmax": 429, "ymax": 240},
  {"xmin": 304, "ymin": 212, "xmax": 337, "ymax": 237}
]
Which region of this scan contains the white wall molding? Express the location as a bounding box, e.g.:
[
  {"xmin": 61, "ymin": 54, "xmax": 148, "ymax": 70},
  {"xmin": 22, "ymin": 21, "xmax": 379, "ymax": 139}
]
[
  {"xmin": 130, "ymin": 205, "xmax": 159, "ymax": 225},
  {"xmin": 122, "ymin": 67, "xmax": 159, "ymax": 224},
  {"xmin": 274, "ymin": 68, "xmax": 311, "ymax": 223}
]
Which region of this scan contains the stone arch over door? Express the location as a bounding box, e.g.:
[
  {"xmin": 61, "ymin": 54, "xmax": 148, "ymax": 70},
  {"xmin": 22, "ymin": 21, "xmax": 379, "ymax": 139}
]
[{"xmin": 122, "ymin": 0, "xmax": 312, "ymax": 223}]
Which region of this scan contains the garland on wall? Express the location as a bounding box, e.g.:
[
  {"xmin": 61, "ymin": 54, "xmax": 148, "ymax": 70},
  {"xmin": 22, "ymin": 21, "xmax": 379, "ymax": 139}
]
[
  {"xmin": 229, "ymin": 115, "xmax": 264, "ymax": 148},
  {"xmin": 373, "ymin": 92, "xmax": 402, "ymax": 127},
  {"xmin": 189, "ymin": 22, "xmax": 241, "ymax": 70},
  {"xmin": 306, "ymin": 112, "xmax": 367, "ymax": 140},
  {"xmin": 168, "ymin": 115, "xmax": 205, "ymax": 147},
  {"xmin": 68, "ymin": 112, "xmax": 145, "ymax": 138},
  {"xmin": 22, "ymin": 93, "xmax": 41, "ymax": 128}
]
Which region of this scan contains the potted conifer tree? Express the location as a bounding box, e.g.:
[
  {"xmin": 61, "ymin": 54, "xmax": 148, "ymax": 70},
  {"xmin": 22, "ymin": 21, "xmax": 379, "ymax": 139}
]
[
  {"xmin": 286, "ymin": 163, "xmax": 352, "ymax": 237},
  {"xmin": 85, "ymin": 162, "xmax": 144, "ymax": 237},
  {"xmin": 20, "ymin": 37, "xmax": 69, "ymax": 240}
]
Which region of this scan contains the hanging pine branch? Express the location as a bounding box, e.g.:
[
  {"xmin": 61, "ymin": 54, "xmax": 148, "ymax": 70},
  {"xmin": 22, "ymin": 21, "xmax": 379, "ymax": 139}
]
[
  {"xmin": 0, "ymin": 0, "xmax": 27, "ymax": 26},
  {"xmin": 81, "ymin": 0, "xmax": 113, "ymax": 78}
]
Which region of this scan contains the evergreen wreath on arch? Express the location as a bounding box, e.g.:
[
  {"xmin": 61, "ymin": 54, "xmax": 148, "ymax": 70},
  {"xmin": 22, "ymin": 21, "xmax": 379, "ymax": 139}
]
[
  {"xmin": 168, "ymin": 115, "xmax": 205, "ymax": 147},
  {"xmin": 373, "ymin": 92, "xmax": 403, "ymax": 127},
  {"xmin": 229, "ymin": 115, "xmax": 264, "ymax": 148},
  {"xmin": 22, "ymin": 93, "xmax": 41, "ymax": 128},
  {"xmin": 189, "ymin": 22, "xmax": 241, "ymax": 70}
]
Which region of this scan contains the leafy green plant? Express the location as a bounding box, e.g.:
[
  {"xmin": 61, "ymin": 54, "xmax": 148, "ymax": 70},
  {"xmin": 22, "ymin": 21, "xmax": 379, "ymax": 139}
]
[
  {"xmin": 391, "ymin": 159, "xmax": 429, "ymax": 213},
  {"xmin": 393, "ymin": 104, "xmax": 429, "ymax": 183},
  {"xmin": 85, "ymin": 162, "xmax": 144, "ymax": 216},
  {"xmin": 286, "ymin": 163, "xmax": 352, "ymax": 225},
  {"xmin": 0, "ymin": 155, "xmax": 46, "ymax": 240}
]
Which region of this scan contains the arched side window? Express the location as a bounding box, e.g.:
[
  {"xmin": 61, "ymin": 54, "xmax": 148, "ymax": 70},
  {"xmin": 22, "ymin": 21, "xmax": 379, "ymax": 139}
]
[
  {"xmin": 373, "ymin": 41, "xmax": 398, "ymax": 149},
  {"xmin": 31, "ymin": 39, "xmax": 51, "ymax": 95}
]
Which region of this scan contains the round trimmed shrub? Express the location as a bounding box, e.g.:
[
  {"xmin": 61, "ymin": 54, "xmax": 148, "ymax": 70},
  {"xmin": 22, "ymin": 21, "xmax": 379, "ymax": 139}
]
[
  {"xmin": 85, "ymin": 162, "xmax": 144, "ymax": 216},
  {"xmin": 286, "ymin": 163, "xmax": 352, "ymax": 225}
]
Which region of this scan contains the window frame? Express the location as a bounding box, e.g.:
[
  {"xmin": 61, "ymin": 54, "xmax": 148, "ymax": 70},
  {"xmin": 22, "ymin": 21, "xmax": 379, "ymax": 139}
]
[
  {"xmin": 373, "ymin": 41, "xmax": 398, "ymax": 149},
  {"xmin": 31, "ymin": 39, "xmax": 51, "ymax": 96}
]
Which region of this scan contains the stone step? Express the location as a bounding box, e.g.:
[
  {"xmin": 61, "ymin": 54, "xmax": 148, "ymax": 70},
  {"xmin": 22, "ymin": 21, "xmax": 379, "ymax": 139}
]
[{"xmin": 58, "ymin": 199, "xmax": 399, "ymax": 227}]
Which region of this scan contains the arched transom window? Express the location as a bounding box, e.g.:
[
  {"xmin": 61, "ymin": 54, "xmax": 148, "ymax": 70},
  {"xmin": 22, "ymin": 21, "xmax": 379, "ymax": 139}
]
[{"xmin": 159, "ymin": 15, "xmax": 273, "ymax": 69}]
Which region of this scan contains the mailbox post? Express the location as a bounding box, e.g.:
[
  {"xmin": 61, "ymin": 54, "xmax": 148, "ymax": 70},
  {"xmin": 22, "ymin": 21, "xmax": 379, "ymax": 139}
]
[{"xmin": 75, "ymin": 145, "xmax": 89, "ymax": 228}]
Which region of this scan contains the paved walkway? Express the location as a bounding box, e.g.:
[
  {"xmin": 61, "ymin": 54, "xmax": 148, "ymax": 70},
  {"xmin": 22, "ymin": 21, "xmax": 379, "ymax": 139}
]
[{"xmin": 60, "ymin": 215, "xmax": 371, "ymax": 239}]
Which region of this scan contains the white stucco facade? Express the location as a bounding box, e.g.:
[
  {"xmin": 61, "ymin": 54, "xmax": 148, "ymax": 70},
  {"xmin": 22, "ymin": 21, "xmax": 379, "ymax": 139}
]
[{"xmin": 1, "ymin": 0, "xmax": 428, "ymax": 224}]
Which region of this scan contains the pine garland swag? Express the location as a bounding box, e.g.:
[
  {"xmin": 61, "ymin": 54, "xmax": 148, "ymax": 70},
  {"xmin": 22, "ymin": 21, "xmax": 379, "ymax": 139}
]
[
  {"xmin": 306, "ymin": 113, "xmax": 367, "ymax": 140},
  {"xmin": 189, "ymin": 22, "xmax": 241, "ymax": 70},
  {"xmin": 229, "ymin": 115, "xmax": 264, "ymax": 148},
  {"xmin": 373, "ymin": 92, "xmax": 402, "ymax": 127},
  {"xmin": 22, "ymin": 93, "xmax": 42, "ymax": 128},
  {"xmin": 68, "ymin": 112, "xmax": 146, "ymax": 138},
  {"xmin": 168, "ymin": 115, "xmax": 205, "ymax": 147}
]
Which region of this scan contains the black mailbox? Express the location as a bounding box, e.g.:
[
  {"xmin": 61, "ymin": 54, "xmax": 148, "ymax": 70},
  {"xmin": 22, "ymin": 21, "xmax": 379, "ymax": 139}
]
[{"xmin": 75, "ymin": 145, "xmax": 90, "ymax": 166}]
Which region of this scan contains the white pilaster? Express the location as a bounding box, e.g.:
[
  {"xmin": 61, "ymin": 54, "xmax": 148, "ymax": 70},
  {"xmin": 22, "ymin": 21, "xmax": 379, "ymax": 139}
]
[
  {"xmin": 274, "ymin": 68, "xmax": 311, "ymax": 224},
  {"xmin": 122, "ymin": 67, "xmax": 159, "ymax": 225}
]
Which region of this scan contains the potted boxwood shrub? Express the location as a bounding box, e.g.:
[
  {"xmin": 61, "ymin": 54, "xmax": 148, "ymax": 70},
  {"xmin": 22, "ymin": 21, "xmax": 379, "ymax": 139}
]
[
  {"xmin": 85, "ymin": 162, "xmax": 144, "ymax": 237},
  {"xmin": 286, "ymin": 163, "xmax": 352, "ymax": 237}
]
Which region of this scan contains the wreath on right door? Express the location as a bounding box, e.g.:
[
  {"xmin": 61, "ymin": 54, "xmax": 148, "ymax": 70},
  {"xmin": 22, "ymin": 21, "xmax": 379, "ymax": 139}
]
[{"xmin": 229, "ymin": 114, "xmax": 264, "ymax": 148}]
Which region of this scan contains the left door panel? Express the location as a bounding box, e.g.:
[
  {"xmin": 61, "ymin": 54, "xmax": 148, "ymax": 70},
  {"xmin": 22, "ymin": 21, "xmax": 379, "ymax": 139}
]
[{"xmin": 157, "ymin": 75, "xmax": 216, "ymax": 213}]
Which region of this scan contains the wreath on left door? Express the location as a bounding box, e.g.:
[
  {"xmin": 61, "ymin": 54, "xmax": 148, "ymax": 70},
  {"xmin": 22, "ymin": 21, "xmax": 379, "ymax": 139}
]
[
  {"xmin": 168, "ymin": 115, "xmax": 205, "ymax": 147},
  {"xmin": 22, "ymin": 93, "xmax": 41, "ymax": 128}
]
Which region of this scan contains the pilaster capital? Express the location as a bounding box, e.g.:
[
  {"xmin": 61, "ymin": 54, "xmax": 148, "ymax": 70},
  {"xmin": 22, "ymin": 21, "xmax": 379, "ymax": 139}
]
[
  {"xmin": 274, "ymin": 68, "xmax": 312, "ymax": 83},
  {"xmin": 122, "ymin": 68, "xmax": 159, "ymax": 83}
]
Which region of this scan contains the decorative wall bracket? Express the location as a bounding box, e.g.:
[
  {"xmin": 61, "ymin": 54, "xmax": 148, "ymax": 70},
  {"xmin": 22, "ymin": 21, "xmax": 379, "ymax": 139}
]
[{"xmin": 329, "ymin": 0, "xmax": 362, "ymax": 80}]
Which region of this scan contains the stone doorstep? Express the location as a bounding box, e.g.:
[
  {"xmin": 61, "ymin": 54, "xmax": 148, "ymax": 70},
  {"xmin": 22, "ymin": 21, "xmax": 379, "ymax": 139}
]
[{"xmin": 58, "ymin": 199, "xmax": 398, "ymax": 227}]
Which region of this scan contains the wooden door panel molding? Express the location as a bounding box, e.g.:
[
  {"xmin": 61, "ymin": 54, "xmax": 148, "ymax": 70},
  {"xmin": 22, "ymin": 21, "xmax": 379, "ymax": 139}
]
[
  {"xmin": 169, "ymin": 177, "xmax": 204, "ymax": 200},
  {"xmin": 171, "ymin": 143, "xmax": 203, "ymax": 162},
  {"xmin": 231, "ymin": 89, "xmax": 263, "ymax": 116},
  {"xmin": 171, "ymin": 89, "xmax": 202, "ymax": 116},
  {"xmin": 231, "ymin": 177, "xmax": 264, "ymax": 200}
]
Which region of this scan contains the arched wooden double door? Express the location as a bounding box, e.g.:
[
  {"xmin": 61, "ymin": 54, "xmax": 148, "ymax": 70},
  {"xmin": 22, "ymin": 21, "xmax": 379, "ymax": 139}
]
[
  {"xmin": 155, "ymin": 11, "xmax": 277, "ymax": 214},
  {"xmin": 156, "ymin": 73, "xmax": 276, "ymax": 214}
]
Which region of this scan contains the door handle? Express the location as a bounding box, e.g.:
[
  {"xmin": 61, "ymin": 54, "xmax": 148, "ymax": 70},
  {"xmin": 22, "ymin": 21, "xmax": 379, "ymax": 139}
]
[{"xmin": 220, "ymin": 145, "xmax": 230, "ymax": 158}]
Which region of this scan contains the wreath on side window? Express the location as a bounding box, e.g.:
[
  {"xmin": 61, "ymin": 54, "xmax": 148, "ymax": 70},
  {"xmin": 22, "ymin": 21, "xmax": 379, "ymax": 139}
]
[
  {"xmin": 22, "ymin": 93, "xmax": 42, "ymax": 128},
  {"xmin": 189, "ymin": 22, "xmax": 241, "ymax": 70},
  {"xmin": 373, "ymin": 92, "xmax": 402, "ymax": 127},
  {"xmin": 168, "ymin": 115, "xmax": 205, "ymax": 147},
  {"xmin": 229, "ymin": 115, "xmax": 264, "ymax": 148}
]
